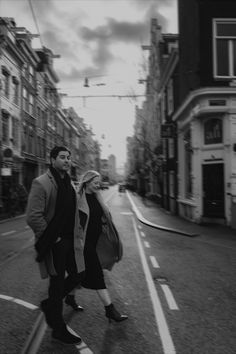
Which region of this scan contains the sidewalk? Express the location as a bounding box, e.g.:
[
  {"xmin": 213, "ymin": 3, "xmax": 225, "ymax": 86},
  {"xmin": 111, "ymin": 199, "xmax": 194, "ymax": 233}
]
[{"xmin": 129, "ymin": 192, "xmax": 236, "ymax": 243}]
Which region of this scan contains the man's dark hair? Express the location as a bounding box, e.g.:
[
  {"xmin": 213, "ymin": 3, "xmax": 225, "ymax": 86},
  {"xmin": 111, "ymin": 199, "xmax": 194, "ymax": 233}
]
[{"xmin": 50, "ymin": 146, "xmax": 71, "ymax": 161}]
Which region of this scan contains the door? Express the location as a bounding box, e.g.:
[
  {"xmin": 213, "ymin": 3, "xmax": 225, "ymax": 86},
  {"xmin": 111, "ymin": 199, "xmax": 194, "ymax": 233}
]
[{"xmin": 202, "ymin": 163, "xmax": 225, "ymax": 218}]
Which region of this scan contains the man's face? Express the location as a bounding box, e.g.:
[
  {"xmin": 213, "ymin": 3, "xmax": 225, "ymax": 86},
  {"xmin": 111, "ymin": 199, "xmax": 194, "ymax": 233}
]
[{"xmin": 52, "ymin": 150, "xmax": 71, "ymax": 173}]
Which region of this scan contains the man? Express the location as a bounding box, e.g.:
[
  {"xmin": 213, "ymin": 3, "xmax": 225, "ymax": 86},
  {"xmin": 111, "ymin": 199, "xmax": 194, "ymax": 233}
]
[{"xmin": 26, "ymin": 146, "xmax": 85, "ymax": 344}]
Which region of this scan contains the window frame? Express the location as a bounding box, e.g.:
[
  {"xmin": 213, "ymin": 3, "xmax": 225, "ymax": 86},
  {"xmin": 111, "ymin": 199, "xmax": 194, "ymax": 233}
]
[{"xmin": 213, "ymin": 18, "xmax": 236, "ymax": 79}]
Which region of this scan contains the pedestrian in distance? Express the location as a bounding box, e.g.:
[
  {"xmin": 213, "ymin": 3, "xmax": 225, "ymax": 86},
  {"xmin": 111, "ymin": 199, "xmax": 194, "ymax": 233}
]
[
  {"xmin": 67, "ymin": 170, "xmax": 128, "ymax": 323},
  {"xmin": 26, "ymin": 146, "xmax": 85, "ymax": 345}
]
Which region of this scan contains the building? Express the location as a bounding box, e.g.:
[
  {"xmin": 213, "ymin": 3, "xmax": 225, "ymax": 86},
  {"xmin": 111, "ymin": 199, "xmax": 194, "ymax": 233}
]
[{"xmin": 175, "ymin": 0, "xmax": 236, "ymax": 227}]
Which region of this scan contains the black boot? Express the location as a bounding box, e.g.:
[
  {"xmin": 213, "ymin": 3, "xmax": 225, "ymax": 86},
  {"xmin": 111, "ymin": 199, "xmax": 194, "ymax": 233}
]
[
  {"xmin": 52, "ymin": 324, "xmax": 82, "ymax": 344},
  {"xmin": 105, "ymin": 303, "xmax": 128, "ymax": 323},
  {"xmin": 65, "ymin": 295, "xmax": 84, "ymax": 311}
]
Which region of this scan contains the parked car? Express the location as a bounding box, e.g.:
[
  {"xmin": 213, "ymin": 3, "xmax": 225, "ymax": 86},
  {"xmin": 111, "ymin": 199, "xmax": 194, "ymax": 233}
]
[{"xmin": 100, "ymin": 181, "xmax": 109, "ymax": 190}]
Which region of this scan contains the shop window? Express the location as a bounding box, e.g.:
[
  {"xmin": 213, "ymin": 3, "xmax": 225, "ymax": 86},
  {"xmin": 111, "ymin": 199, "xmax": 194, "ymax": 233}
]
[
  {"xmin": 213, "ymin": 19, "xmax": 236, "ymax": 79},
  {"xmin": 169, "ymin": 171, "xmax": 175, "ymax": 198},
  {"xmin": 204, "ymin": 118, "xmax": 223, "ymax": 145}
]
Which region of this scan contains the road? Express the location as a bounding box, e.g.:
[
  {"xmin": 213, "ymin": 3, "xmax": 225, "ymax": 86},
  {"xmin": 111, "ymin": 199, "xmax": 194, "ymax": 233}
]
[{"xmin": 0, "ymin": 186, "xmax": 235, "ymax": 353}]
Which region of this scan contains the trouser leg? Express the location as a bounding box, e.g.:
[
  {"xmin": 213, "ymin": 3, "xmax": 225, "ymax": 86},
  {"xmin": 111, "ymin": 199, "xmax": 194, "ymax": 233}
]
[
  {"xmin": 63, "ymin": 241, "xmax": 84, "ymax": 296},
  {"xmin": 48, "ymin": 240, "xmax": 68, "ymax": 330}
]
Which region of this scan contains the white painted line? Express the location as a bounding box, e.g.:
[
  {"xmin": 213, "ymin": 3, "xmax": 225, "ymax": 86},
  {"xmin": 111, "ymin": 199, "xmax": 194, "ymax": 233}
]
[
  {"xmin": 1, "ymin": 230, "xmax": 16, "ymax": 236},
  {"xmin": 25, "ymin": 225, "xmax": 30, "ymax": 229},
  {"xmin": 13, "ymin": 299, "xmax": 38, "ymax": 310},
  {"xmin": 120, "ymin": 212, "xmax": 133, "ymax": 215},
  {"xmin": 68, "ymin": 326, "xmax": 93, "ymax": 353},
  {"xmin": 161, "ymin": 285, "xmax": 179, "ymax": 311},
  {"xmin": 140, "ymin": 231, "xmax": 145, "ymax": 237},
  {"xmin": 150, "ymin": 256, "xmax": 160, "ymax": 268},
  {"xmin": 0, "ymin": 294, "xmax": 38, "ymax": 310},
  {"xmin": 132, "ymin": 218, "xmax": 176, "ymax": 354},
  {"xmin": 138, "ymin": 225, "xmax": 142, "ymax": 230},
  {"xmin": 144, "ymin": 241, "xmax": 150, "ymax": 248}
]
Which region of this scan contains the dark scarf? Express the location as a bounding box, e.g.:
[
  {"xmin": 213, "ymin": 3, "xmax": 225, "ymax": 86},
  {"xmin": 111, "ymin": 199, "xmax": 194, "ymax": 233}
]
[{"xmin": 35, "ymin": 166, "xmax": 75, "ymax": 262}]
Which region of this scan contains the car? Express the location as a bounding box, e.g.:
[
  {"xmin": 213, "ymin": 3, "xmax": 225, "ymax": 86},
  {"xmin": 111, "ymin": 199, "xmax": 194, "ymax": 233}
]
[
  {"xmin": 100, "ymin": 181, "xmax": 109, "ymax": 190},
  {"xmin": 118, "ymin": 183, "xmax": 126, "ymax": 192}
]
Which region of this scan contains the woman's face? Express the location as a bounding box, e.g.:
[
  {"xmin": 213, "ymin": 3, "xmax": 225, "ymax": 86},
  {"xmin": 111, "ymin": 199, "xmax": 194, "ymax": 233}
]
[{"xmin": 86, "ymin": 176, "xmax": 100, "ymax": 193}]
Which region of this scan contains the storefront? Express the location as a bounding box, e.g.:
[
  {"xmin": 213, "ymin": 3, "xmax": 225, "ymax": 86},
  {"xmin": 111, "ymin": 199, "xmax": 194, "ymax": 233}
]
[{"xmin": 174, "ymin": 88, "xmax": 236, "ymax": 228}]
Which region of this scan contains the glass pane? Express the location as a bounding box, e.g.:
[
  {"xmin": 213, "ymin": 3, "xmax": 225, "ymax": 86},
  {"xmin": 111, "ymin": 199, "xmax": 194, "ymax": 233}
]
[
  {"xmin": 233, "ymin": 40, "xmax": 236, "ymax": 76},
  {"xmin": 216, "ymin": 40, "xmax": 229, "ymax": 76},
  {"xmin": 217, "ymin": 23, "xmax": 236, "ymax": 37}
]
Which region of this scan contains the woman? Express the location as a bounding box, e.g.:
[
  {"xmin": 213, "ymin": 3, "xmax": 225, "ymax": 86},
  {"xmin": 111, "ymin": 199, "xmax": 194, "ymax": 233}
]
[{"xmin": 65, "ymin": 170, "xmax": 128, "ymax": 323}]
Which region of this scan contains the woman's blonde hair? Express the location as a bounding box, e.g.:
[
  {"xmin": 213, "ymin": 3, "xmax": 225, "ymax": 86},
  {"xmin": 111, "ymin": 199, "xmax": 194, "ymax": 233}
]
[{"xmin": 78, "ymin": 170, "xmax": 100, "ymax": 193}]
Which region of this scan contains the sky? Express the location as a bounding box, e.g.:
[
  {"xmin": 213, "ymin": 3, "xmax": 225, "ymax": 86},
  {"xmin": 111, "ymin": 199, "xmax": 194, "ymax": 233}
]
[{"xmin": 0, "ymin": 0, "xmax": 178, "ymax": 168}]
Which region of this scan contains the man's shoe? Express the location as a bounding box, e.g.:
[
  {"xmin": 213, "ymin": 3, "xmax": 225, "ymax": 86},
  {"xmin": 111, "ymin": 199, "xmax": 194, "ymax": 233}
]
[
  {"xmin": 65, "ymin": 295, "xmax": 84, "ymax": 311},
  {"xmin": 52, "ymin": 325, "xmax": 82, "ymax": 344},
  {"xmin": 40, "ymin": 299, "xmax": 53, "ymax": 328}
]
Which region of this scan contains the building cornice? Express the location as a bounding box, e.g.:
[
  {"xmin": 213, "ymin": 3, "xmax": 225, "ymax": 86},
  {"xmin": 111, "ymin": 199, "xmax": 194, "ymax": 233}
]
[{"xmin": 173, "ymin": 87, "xmax": 236, "ymax": 121}]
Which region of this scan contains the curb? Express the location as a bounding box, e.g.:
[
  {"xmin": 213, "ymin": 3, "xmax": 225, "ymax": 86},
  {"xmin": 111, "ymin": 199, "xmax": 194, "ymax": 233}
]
[
  {"xmin": 20, "ymin": 313, "xmax": 47, "ymax": 354},
  {"xmin": 0, "ymin": 214, "xmax": 26, "ymax": 224},
  {"xmin": 126, "ymin": 191, "xmax": 199, "ymax": 237}
]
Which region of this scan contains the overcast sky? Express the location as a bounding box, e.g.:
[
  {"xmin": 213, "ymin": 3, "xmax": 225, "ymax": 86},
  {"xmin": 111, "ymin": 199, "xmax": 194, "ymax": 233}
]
[{"xmin": 1, "ymin": 0, "xmax": 178, "ymax": 168}]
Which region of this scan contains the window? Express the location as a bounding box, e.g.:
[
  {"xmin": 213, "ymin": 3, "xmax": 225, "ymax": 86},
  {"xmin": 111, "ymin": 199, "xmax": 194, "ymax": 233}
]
[
  {"xmin": 204, "ymin": 118, "xmax": 223, "ymax": 145},
  {"xmin": 29, "ymin": 94, "xmax": 34, "ymax": 116},
  {"xmin": 213, "ymin": 19, "xmax": 236, "ymax": 78},
  {"xmin": 2, "ymin": 70, "xmax": 10, "ymax": 98},
  {"xmin": 12, "ymin": 77, "xmax": 19, "ymax": 105},
  {"xmin": 168, "ymin": 138, "xmax": 175, "ymax": 158},
  {"xmin": 184, "ymin": 129, "xmax": 193, "ymax": 198},
  {"xmin": 23, "ymin": 87, "xmax": 28, "ymax": 112},
  {"xmin": 12, "ymin": 117, "xmax": 19, "ymax": 148},
  {"xmin": 29, "ymin": 65, "xmax": 34, "ymax": 85},
  {"xmin": 167, "ymin": 79, "xmax": 174, "ymax": 115},
  {"xmin": 169, "ymin": 171, "xmax": 175, "ymax": 198},
  {"xmin": 2, "ymin": 113, "xmax": 9, "ymax": 144}
]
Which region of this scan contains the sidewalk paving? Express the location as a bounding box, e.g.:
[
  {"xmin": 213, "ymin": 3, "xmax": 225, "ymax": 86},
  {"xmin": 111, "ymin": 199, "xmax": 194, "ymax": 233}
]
[{"xmin": 129, "ymin": 192, "xmax": 236, "ymax": 244}]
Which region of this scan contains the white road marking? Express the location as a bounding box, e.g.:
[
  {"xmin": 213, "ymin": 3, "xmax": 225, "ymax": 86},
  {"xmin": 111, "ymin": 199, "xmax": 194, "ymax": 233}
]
[
  {"xmin": 0, "ymin": 294, "xmax": 38, "ymax": 310},
  {"xmin": 68, "ymin": 326, "xmax": 93, "ymax": 353},
  {"xmin": 138, "ymin": 225, "xmax": 142, "ymax": 230},
  {"xmin": 120, "ymin": 212, "xmax": 133, "ymax": 215},
  {"xmin": 144, "ymin": 241, "xmax": 150, "ymax": 248},
  {"xmin": 25, "ymin": 225, "xmax": 30, "ymax": 229},
  {"xmin": 161, "ymin": 285, "xmax": 179, "ymax": 311},
  {"xmin": 1, "ymin": 230, "xmax": 16, "ymax": 236},
  {"xmin": 132, "ymin": 218, "xmax": 176, "ymax": 354},
  {"xmin": 140, "ymin": 231, "xmax": 145, "ymax": 237},
  {"xmin": 150, "ymin": 256, "xmax": 160, "ymax": 268}
]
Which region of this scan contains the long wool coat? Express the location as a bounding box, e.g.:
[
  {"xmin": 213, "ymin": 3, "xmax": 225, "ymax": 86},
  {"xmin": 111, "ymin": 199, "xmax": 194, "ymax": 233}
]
[
  {"xmin": 26, "ymin": 170, "xmax": 85, "ymax": 279},
  {"xmin": 78, "ymin": 190, "xmax": 123, "ymax": 270}
]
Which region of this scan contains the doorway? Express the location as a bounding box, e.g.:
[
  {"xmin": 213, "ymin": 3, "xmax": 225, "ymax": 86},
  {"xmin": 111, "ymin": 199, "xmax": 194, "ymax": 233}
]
[{"xmin": 202, "ymin": 163, "xmax": 225, "ymax": 218}]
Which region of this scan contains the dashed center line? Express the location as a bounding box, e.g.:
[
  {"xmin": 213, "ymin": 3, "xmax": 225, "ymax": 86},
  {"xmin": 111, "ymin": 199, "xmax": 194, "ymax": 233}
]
[
  {"xmin": 140, "ymin": 231, "xmax": 145, "ymax": 237},
  {"xmin": 161, "ymin": 285, "xmax": 179, "ymax": 311},
  {"xmin": 138, "ymin": 225, "xmax": 142, "ymax": 230},
  {"xmin": 144, "ymin": 241, "xmax": 150, "ymax": 248},
  {"xmin": 150, "ymin": 256, "xmax": 160, "ymax": 268}
]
